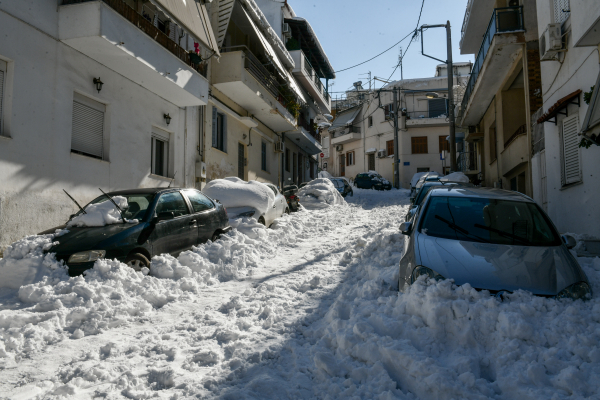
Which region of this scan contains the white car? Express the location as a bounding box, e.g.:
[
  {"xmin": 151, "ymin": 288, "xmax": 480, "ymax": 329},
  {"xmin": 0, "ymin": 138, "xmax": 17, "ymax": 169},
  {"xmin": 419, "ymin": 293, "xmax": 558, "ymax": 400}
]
[{"xmin": 226, "ymin": 183, "xmax": 288, "ymax": 227}]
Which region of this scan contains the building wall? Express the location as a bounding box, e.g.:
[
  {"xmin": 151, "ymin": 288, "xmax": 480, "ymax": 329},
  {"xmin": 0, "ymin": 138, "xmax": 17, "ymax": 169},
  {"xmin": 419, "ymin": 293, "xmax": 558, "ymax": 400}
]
[
  {"xmin": 533, "ymin": 0, "xmax": 600, "ymax": 236},
  {"xmin": 0, "ymin": 6, "xmax": 196, "ymax": 248}
]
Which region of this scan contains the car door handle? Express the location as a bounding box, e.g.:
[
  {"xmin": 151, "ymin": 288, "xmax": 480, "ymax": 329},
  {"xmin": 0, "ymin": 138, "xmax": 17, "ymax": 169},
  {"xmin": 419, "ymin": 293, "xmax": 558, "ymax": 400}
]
[{"xmin": 189, "ymin": 219, "xmax": 197, "ymax": 225}]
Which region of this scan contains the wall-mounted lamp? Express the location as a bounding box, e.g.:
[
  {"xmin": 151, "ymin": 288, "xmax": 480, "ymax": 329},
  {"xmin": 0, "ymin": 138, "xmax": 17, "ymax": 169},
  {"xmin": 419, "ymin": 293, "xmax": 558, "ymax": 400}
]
[
  {"xmin": 93, "ymin": 77, "xmax": 104, "ymax": 93},
  {"xmin": 164, "ymin": 113, "xmax": 171, "ymax": 125},
  {"xmin": 426, "ymin": 92, "xmax": 439, "ymax": 99}
]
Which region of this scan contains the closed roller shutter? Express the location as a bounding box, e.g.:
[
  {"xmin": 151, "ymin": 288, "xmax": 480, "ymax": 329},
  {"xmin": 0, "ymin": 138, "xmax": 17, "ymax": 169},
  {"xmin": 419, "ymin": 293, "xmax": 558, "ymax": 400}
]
[
  {"xmin": 562, "ymin": 114, "xmax": 581, "ymax": 185},
  {"xmin": 428, "ymin": 98, "xmax": 447, "ymax": 118},
  {"xmin": 71, "ymin": 93, "xmax": 105, "ymax": 159}
]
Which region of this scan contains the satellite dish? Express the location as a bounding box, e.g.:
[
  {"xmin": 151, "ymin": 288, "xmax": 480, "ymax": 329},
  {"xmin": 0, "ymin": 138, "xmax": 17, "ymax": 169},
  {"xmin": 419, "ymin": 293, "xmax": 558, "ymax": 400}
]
[{"xmin": 323, "ymin": 114, "xmax": 333, "ymax": 121}]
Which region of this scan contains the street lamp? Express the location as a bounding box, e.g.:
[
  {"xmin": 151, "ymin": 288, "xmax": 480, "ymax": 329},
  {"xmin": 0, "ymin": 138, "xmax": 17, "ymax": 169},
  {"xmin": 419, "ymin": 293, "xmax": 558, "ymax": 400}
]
[
  {"xmin": 93, "ymin": 77, "xmax": 103, "ymax": 93},
  {"xmin": 163, "ymin": 113, "xmax": 171, "ymax": 126},
  {"xmin": 426, "ymin": 92, "xmax": 439, "ymax": 99}
]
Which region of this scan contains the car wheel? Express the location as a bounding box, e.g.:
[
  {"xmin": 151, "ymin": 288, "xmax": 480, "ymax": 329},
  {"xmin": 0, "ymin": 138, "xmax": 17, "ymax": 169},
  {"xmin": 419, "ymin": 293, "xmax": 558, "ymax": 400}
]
[
  {"xmin": 258, "ymin": 216, "xmax": 266, "ymax": 226},
  {"xmin": 125, "ymin": 253, "xmax": 150, "ymax": 272},
  {"xmin": 211, "ymin": 231, "xmax": 221, "ymax": 242}
]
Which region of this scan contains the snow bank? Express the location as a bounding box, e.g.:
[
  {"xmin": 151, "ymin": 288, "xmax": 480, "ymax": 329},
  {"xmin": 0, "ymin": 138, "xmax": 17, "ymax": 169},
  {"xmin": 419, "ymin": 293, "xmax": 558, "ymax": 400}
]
[
  {"xmin": 204, "ymin": 178, "xmax": 274, "ymax": 215},
  {"xmin": 297, "ymin": 178, "xmax": 345, "ymax": 209},
  {"xmin": 67, "ymin": 196, "xmax": 137, "ymax": 228},
  {"xmin": 317, "ymin": 170, "xmax": 334, "ymax": 179},
  {"xmin": 440, "ymin": 171, "xmax": 470, "ymax": 183}
]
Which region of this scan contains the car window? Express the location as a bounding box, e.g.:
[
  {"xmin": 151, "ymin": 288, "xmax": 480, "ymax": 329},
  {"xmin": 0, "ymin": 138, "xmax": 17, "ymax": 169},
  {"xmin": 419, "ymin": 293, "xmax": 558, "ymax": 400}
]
[
  {"xmin": 357, "ymin": 174, "xmax": 369, "ymax": 178},
  {"xmin": 419, "ymin": 196, "xmax": 561, "ymax": 246},
  {"xmin": 267, "ymin": 184, "xmax": 278, "ymax": 195},
  {"xmin": 415, "ymin": 184, "xmax": 442, "ymax": 206},
  {"xmin": 155, "ymin": 192, "xmax": 190, "ymax": 217},
  {"xmin": 183, "ymin": 190, "xmax": 214, "ymax": 213},
  {"xmin": 77, "ymin": 193, "xmax": 155, "ymax": 221}
]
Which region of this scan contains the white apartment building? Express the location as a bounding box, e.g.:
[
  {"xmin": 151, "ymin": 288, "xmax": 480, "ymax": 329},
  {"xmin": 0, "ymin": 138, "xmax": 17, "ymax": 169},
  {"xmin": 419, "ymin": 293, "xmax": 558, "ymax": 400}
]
[
  {"xmin": 531, "ymin": 0, "xmax": 600, "ymax": 238},
  {"xmin": 0, "ymin": 0, "xmax": 217, "ymax": 248},
  {"xmin": 322, "ymin": 63, "xmax": 471, "ymax": 188}
]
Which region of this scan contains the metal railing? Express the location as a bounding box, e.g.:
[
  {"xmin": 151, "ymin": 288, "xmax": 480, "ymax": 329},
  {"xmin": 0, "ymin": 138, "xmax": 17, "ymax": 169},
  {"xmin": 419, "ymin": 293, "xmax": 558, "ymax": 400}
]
[
  {"xmin": 458, "ymin": 150, "xmax": 478, "ymax": 172},
  {"xmin": 298, "ymin": 114, "xmax": 322, "ymax": 143},
  {"xmin": 406, "ymin": 110, "xmax": 448, "ymax": 120},
  {"xmin": 300, "ymin": 50, "xmax": 330, "ymax": 102},
  {"xmin": 61, "ymin": 0, "xmax": 206, "ymax": 76},
  {"xmin": 335, "ymin": 126, "xmax": 361, "ymax": 136},
  {"xmin": 303, "ymin": 53, "xmax": 314, "ymax": 79},
  {"xmin": 460, "ymin": 6, "xmax": 524, "ymax": 120}
]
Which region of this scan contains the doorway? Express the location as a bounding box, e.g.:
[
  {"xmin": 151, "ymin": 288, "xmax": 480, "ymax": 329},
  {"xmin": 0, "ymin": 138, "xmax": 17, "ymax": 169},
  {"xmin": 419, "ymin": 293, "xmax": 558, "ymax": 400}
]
[
  {"xmin": 238, "ymin": 143, "xmax": 245, "ymax": 180},
  {"xmin": 368, "ymin": 154, "xmax": 375, "ymax": 171},
  {"xmin": 339, "ymin": 154, "xmax": 346, "ymax": 176}
]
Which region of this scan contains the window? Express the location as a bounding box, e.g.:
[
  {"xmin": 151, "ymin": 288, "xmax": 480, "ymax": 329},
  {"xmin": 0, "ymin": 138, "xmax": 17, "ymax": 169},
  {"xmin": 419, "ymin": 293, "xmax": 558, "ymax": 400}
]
[
  {"xmin": 184, "ymin": 189, "xmax": 214, "ymax": 213},
  {"xmin": 261, "ymin": 141, "xmax": 268, "ymax": 171},
  {"xmin": 384, "ymin": 104, "xmax": 393, "ymax": 120},
  {"xmin": 428, "ymin": 98, "xmax": 447, "ymax": 118},
  {"xmin": 417, "ymin": 167, "xmax": 430, "ymax": 173},
  {"xmin": 80, "ymin": 193, "xmax": 155, "ymax": 221},
  {"xmin": 554, "ymin": 0, "xmax": 570, "ymax": 25},
  {"xmin": 439, "ymin": 135, "xmax": 449, "ymax": 152},
  {"xmin": 411, "ymin": 136, "xmax": 428, "ymax": 154},
  {"xmin": 212, "ymin": 106, "xmax": 227, "ymax": 152},
  {"xmin": 368, "ymin": 116, "xmax": 373, "ymax": 127},
  {"xmin": 155, "ymin": 192, "xmax": 190, "ymax": 217},
  {"xmin": 71, "ymin": 93, "xmax": 105, "ymax": 159},
  {"xmin": 151, "ymin": 127, "xmax": 170, "ymax": 177},
  {"xmin": 561, "ymin": 114, "xmax": 581, "ymax": 185},
  {"xmin": 368, "ymin": 153, "xmax": 375, "ymax": 170},
  {"xmin": 285, "ymin": 148, "xmax": 290, "ymax": 172},
  {"xmin": 346, "ymin": 151, "xmax": 355, "ymax": 166},
  {"xmin": 386, "ymin": 140, "xmax": 394, "ymax": 156},
  {"xmin": 0, "ymin": 59, "xmax": 5, "ymax": 137}
]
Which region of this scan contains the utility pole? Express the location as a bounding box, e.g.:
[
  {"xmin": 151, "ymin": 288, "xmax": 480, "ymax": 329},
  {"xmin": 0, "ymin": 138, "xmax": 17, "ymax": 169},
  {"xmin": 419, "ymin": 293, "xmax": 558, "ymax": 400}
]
[
  {"xmin": 420, "ymin": 21, "xmax": 457, "ymax": 171},
  {"xmin": 393, "ymin": 88, "xmax": 400, "ymax": 189}
]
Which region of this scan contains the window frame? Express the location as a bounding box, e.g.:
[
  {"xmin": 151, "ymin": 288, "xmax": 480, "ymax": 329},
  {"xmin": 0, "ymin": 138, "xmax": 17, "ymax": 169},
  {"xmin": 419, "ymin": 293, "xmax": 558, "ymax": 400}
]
[
  {"xmin": 384, "ymin": 104, "xmax": 393, "ymax": 121},
  {"xmin": 154, "ymin": 191, "xmax": 191, "ymax": 218},
  {"xmin": 386, "ymin": 140, "xmax": 394, "ymax": 156},
  {"xmin": 411, "ymin": 136, "xmax": 428, "ymax": 154},
  {"xmin": 151, "ymin": 126, "xmax": 171, "ymax": 178},
  {"xmin": 212, "ymin": 106, "xmax": 227, "ymax": 153},
  {"xmin": 346, "ymin": 150, "xmax": 355, "ymax": 166},
  {"xmin": 439, "ymin": 135, "xmax": 449, "ymax": 153},
  {"xmin": 71, "ymin": 92, "xmax": 106, "ymax": 160},
  {"xmin": 182, "ymin": 189, "xmax": 215, "ymax": 214},
  {"xmin": 368, "ymin": 116, "xmax": 373, "ymax": 127}
]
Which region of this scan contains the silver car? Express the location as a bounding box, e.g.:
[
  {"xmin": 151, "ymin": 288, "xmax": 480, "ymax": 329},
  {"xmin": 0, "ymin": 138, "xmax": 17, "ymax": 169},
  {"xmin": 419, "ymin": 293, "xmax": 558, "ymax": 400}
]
[{"xmin": 398, "ymin": 186, "xmax": 591, "ymax": 300}]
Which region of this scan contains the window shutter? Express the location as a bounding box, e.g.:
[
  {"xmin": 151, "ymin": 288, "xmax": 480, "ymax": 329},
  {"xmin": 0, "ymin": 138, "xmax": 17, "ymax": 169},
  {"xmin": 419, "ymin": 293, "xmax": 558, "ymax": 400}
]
[
  {"xmin": 428, "ymin": 98, "xmax": 447, "ymax": 118},
  {"xmin": 222, "ymin": 114, "xmax": 227, "ymax": 153},
  {"xmin": 212, "ymin": 106, "xmax": 218, "ymax": 148},
  {"xmin": 554, "ymin": 0, "xmax": 570, "ymax": 25},
  {"xmin": 562, "ymin": 115, "xmax": 581, "ymax": 185},
  {"xmin": 72, "ymin": 93, "xmax": 104, "ymax": 159}
]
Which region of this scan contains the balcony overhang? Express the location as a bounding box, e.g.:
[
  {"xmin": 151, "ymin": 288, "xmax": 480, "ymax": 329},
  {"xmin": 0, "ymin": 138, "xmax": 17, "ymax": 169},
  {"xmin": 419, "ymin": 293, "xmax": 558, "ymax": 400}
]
[
  {"xmin": 58, "ymin": 1, "xmax": 208, "ymax": 107},
  {"xmin": 460, "ymin": 0, "xmax": 496, "ymax": 54},
  {"xmin": 460, "ymin": 33, "xmax": 525, "ymax": 126},
  {"xmin": 465, "ymin": 131, "xmax": 484, "ymax": 142},
  {"xmin": 501, "ymin": 134, "xmax": 528, "ymax": 177},
  {"xmin": 290, "ymin": 50, "xmax": 331, "ymax": 112},
  {"xmin": 331, "ymin": 132, "xmax": 361, "ymax": 145},
  {"xmin": 406, "ymin": 118, "xmax": 449, "ymax": 128},
  {"xmin": 287, "ymin": 128, "xmax": 322, "ymax": 155},
  {"xmin": 212, "ymin": 51, "xmax": 297, "ymax": 132}
]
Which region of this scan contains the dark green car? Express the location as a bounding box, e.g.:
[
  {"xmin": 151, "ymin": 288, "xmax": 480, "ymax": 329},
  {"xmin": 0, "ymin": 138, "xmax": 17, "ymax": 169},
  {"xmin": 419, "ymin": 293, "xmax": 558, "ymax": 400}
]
[{"xmin": 41, "ymin": 188, "xmax": 231, "ymax": 276}]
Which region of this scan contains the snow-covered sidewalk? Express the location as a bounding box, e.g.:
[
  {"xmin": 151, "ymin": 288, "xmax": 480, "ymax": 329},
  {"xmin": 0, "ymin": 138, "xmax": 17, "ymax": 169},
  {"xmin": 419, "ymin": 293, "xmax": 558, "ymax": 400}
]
[{"xmin": 1, "ymin": 188, "xmax": 600, "ymax": 399}]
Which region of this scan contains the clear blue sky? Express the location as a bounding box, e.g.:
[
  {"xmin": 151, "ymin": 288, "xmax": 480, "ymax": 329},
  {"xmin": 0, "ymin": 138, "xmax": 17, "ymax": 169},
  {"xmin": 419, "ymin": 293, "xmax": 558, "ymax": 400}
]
[{"xmin": 288, "ymin": 0, "xmax": 474, "ymax": 97}]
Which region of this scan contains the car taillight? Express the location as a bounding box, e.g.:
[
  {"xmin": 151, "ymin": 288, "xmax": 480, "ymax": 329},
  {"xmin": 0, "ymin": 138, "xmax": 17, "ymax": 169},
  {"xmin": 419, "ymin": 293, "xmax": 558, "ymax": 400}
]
[{"xmin": 289, "ymin": 195, "xmax": 297, "ymax": 200}]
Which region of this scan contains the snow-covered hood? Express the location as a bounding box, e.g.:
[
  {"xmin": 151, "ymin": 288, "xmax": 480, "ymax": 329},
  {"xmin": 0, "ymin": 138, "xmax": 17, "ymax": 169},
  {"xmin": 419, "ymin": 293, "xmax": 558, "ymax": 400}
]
[
  {"xmin": 49, "ymin": 223, "xmax": 142, "ymax": 254},
  {"xmin": 416, "ymin": 234, "xmax": 587, "ymax": 295}
]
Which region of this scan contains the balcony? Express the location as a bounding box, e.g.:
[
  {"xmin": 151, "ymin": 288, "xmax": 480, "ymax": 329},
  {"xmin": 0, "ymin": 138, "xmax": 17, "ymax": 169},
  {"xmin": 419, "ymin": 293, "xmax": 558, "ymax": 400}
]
[
  {"xmin": 285, "ymin": 113, "xmax": 323, "ymax": 155},
  {"xmin": 406, "ymin": 110, "xmax": 449, "ymax": 128},
  {"xmin": 459, "ymin": 6, "xmax": 525, "ymax": 126},
  {"xmin": 458, "ymin": 151, "xmax": 479, "ymax": 175},
  {"xmin": 212, "ymin": 47, "xmax": 298, "ymax": 132},
  {"xmin": 289, "ymin": 50, "xmax": 331, "ymax": 112},
  {"xmin": 331, "ymin": 126, "xmax": 361, "ymax": 146},
  {"xmin": 59, "ymin": 0, "xmax": 209, "ymax": 107}
]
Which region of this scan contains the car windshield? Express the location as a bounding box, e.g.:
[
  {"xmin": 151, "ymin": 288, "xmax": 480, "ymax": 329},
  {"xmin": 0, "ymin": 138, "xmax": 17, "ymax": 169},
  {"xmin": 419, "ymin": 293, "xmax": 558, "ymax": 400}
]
[
  {"xmin": 76, "ymin": 193, "xmax": 155, "ymax": 221},
  {"xmin": 415, "ymin": 184, "xmax": 442, "ymax": 205},
  {"xmin": 357, "ymin": 173, "xmax": 369, "ymax": 179},
  {"xmin": 331, "ymin": 179, "xmax": 344, "ymax": 188},
  {"xmin": 419, "ymin": 196, "xmax": 561, "ymax": 246}
]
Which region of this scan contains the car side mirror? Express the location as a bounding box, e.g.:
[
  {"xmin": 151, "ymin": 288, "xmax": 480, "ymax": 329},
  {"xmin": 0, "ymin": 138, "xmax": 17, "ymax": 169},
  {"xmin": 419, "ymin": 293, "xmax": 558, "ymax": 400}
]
[
  {"xmin": 155, "ymin": 211, "xmax": 175, "ymax": 222},
  {"xmin": 562, "ymin": 235, "xmax": 576, "ymax": 249},
  {"xmin": 400, "ymin": 221, "xmax": 413, "ymax": 235}
]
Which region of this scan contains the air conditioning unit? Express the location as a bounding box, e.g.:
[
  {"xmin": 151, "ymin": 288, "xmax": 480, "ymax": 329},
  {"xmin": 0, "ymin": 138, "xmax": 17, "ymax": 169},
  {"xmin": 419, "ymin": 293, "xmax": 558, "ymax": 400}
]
[
  {"xmin": 336, "ymin": 144, "xmax": 344, "ymax": 152},
  {"xmin": 540, "ymin": 23, "xmax": 563, "ymax": 61},
  {"xmin": 377, "ymin": 150, "xmax": 387, "ymax": 158},
  {"xmin": 274, "ymin": 141, "xmax": 284, "ymax": 152}
]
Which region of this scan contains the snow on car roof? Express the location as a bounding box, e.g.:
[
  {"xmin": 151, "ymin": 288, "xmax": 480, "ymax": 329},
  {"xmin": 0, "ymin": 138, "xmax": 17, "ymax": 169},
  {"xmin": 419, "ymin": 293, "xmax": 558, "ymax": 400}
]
[{"xmin": 429, "ymin": 186, "xmax": 534, "ymax": 202}]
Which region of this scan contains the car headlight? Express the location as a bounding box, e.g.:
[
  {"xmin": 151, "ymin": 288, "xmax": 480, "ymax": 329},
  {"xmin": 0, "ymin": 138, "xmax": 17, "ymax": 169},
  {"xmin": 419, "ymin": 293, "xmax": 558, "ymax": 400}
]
[
  {"xmin": 238, "ymin": 211, "xmax": 255, "ymax": 218},
  {"xmin": 556, "ymin": 282, "xmax": 592, "ymax": 301},
  {"xmin": 410, "ymin": 266, "xmax": 445, "ymax": 284},
  {"xmin": 68, "ymin": 250, "xmax": 106, "ymax": 264}
]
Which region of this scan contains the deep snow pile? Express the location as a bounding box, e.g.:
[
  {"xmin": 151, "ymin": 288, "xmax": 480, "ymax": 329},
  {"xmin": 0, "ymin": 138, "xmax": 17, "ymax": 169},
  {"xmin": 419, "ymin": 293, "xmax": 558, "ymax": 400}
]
[
  {"xmin": 318, "ymin": 170, "xmax": 334, "ymax": 179},
  {"xmin": 204, "ymin": 177, "xmax": 274, "ymax": 215},
  {"xmin": 297, "ymin": 178, "xmax": 345, "ymax": 209},
  {"xmin": 67, "ymin": 196, "xmax": 137, "ymax": 227},
  {"xmin": 440, "ymin": 171, "xmax": 470, "ymax": 183}
]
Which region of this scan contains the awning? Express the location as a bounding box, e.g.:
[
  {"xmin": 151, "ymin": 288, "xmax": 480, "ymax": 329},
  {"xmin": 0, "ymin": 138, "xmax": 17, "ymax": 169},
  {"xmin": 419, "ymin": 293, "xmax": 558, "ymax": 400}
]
[
  {"xmin": 365, "ymin": 148, "xmax": 377, "ymax": 154},
  {"xmin": 285, "ymin": 17, "xmax": 335, "ymax": 79},
  {"xmin": 241, "ymin": 7, "xmax": 287, "ymax": 79},
  {"xmin": 537, "ymin": 89, "xmax": 582, "ymax": 124},
  {"xmin": 285, "ymin": 70, "xmax": 307, "ymax": 104},
  {"xmin": 330, "ymin": 107, "xmax": 361, "ymax": 129},
  {"xmin": 151, "ymin": 0, "xmax": 219, "ymax": 56}
]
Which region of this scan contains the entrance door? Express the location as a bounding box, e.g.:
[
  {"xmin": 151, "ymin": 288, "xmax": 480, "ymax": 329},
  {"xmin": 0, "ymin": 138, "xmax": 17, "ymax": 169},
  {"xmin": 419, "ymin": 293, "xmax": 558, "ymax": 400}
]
[
  {"xmin": 151, "ymin": 191, "xmax": 197, "ymax": 257},
  {"xmin": 368, "ymin": 154, "xmax": 375, "ymax": 171},
  {"xmin": 238, "ymin": 143, "xmax": 245, "ymax": 180},
  {"xmin": 340, "ymin": 154, "xmax": 346, "ymax": 177}
]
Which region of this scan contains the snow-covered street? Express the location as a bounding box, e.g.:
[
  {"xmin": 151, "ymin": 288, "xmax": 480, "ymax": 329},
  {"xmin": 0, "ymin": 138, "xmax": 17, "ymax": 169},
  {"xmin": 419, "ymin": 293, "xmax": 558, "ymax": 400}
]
[{"xmin": 2, "ymin": 189, "xmax": 600, "ymax": 399}]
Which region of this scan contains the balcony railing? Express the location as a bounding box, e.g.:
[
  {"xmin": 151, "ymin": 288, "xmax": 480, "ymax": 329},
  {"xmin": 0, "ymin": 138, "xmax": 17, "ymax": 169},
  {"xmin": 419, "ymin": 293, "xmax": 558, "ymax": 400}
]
[
  {"xmin": 460, "ymin": 6, "xmax": 524, "ymax": 120},
  {"xmin": 335, "ymin": 126, "xmax": 361, "ymax": 136},
  {"xmin": 300, "ymin": 50, "xmax": 330, "ymax": 103},
  {"xmin": 62, "ymin": 0, "xmax": 208, "ymax": 78},
  {"xmin": 458, "ymin": 151, "xmax": 478, "ymax": 172},
  {"xmin": 303, "ymin": 53, "xmax": 314, "ymax": 79},
  {"xmin": 298, "ymin": 114, "xmax": 322, "ymax": 142},
  {"xmin": 406, "ymin": 110, "xmax": 448, "ymax": 120}
]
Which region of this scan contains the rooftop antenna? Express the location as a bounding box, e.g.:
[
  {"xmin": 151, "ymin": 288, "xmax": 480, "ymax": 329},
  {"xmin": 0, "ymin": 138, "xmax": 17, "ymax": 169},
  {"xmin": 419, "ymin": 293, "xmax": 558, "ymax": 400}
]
[
  {"xmin": 359, "ymin": 72, "xmax": 372, "ymax": 90},
  {"xmin": 63, "ymin": 189, "xmax": 87, "ymax": 215},
  {"xmin": 167, "ymin": 171, "xmax": 178, "ymax": 188},
  {"xmin": 98, "ymin": 188, "xmax": 126, "ymax": 224},
  {"xmin": 398, "ymin": 46, "xmax": 404, "ymax": 80}
]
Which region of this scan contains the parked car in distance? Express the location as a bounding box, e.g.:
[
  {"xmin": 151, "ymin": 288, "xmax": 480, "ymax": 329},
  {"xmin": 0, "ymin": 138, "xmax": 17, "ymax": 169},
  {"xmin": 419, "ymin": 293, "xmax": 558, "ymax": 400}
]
[
  {"xmin": 226, "ymin": 182, "xmax": 289, "ymax": 226},
  {"xmin": 41, "ymin": 188, "xmax": 231, "ymax": 276},
  {"xmin": 405, "ymin": 181, "xmax": 473, "ymax": 221},
  {"xmin": 330, "ymin": 178, "xmax": 354, "ymax": 197},
  {"xmin": 354, "ymin": 172, "xmax": 392, "ymax": 190},
  {"xmin": 398, "ymin": 186, "xmax": 591, "ymax": 300},
  {"xmin": 283, "ymin": 184, "xmax": 300, "ymax": 212},
  {"xmin": 412, "ymin": 172, "xmax": 440, "ymax": 197}
]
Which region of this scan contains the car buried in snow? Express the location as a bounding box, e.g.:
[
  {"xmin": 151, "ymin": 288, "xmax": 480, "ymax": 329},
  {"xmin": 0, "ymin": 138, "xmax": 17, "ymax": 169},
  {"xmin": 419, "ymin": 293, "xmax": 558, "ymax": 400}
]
[
  {"xmin": 40, "ymin": 188, "xmax": 231, "ymax": 276},
  {"xmin": 354, "ymin": 172, "xmax": 392, "ymax": 190},
  {"xmin": 398, "ymin": 186, "xmax": 592, "ymax": 300},
  {"xmin": 329, "ymin": 178, "xmax": 354, "ymax": 198}
]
